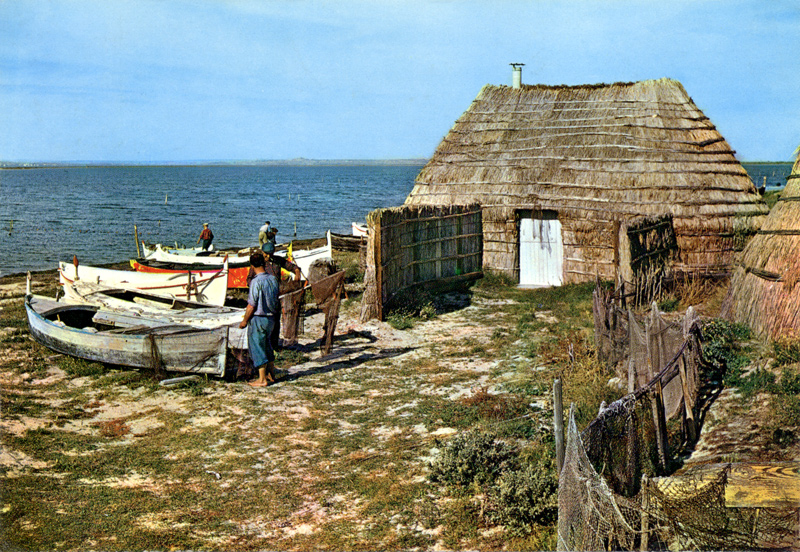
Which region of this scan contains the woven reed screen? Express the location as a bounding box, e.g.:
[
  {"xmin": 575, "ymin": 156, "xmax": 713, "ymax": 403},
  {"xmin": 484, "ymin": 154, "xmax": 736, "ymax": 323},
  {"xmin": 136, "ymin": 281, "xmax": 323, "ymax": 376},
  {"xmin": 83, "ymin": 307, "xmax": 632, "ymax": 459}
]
[{"xmin": 360, "ymin": 204, "xmax": 483, "ymax": 321}]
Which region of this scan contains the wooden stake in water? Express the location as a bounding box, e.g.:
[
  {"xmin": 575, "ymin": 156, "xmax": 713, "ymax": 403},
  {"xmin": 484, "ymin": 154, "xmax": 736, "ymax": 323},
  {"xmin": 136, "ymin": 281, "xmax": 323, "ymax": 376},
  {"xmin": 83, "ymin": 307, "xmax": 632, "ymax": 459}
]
[{"xmin": 134, "ymin": 225, "xmax": 141, "ymax": 258}]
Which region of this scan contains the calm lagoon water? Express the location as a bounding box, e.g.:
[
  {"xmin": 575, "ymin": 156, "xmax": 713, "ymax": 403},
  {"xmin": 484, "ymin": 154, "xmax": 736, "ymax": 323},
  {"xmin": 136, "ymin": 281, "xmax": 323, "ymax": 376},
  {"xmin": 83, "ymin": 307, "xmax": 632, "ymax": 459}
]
[
  {"xmin": 0, "ymin": 165, "xmax": 422, "ymax": 276},
  {"xmin": 741, "ymin": 162, "xmax": 794, "ymax": 191},
  {"xmin": 0, "ymin": 161, "xmax": 792, "ymax": 277}
]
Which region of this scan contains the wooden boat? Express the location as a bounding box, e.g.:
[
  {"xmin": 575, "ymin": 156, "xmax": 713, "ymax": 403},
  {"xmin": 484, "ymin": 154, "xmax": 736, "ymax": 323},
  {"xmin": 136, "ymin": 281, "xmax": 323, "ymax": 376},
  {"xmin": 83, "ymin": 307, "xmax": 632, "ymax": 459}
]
[
  {"xmin": 141, "ymin": 242, "xmax": 211, "ymax": 257},
  {"xmin": 143, "ymin": 244, "xmax": 251, "ymax": 265},
  {"xmin": 283, "ymin": 232, "xmax": 333, "ymax": 276},
  {"xmin": 352, "ymin": 222, "xmax": 368, "ymax": 237},
  {"xmin": 59, "ymin": 260, "xmax": 228, "ymax": 306},
  {"xmin": 25, "ymin": 294, "xmax": 231, "ymax": 376},
  {"xmin": 330, "ymin": 231, "xmax": 366, "ymax": 252},
  {"xmin": 134, "ymin": 232, "xmax": 333, "ymax": 283},
  {"xmin": 60, "ymin": 279, "xmax": 246, "ymax": 330},
  {"xmin": 131, "ymin": 258, "xmax": 251, "ymax": 289}
]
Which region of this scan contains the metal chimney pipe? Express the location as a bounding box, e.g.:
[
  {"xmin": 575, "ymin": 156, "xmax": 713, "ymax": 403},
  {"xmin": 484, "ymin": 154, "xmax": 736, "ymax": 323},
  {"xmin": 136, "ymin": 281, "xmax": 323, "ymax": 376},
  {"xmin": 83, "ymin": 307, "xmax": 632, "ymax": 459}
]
[{"xmin": 510, "ymin": 63, "xmax": 524, "ymax": 88}]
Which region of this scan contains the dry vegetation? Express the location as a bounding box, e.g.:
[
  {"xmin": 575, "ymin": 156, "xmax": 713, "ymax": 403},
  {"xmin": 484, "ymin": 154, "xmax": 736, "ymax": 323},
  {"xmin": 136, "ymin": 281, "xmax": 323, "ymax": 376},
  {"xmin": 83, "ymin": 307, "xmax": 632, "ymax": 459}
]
[{"xmin": 1, "ymin": 257, "xmax": 797, "ymax": 551}]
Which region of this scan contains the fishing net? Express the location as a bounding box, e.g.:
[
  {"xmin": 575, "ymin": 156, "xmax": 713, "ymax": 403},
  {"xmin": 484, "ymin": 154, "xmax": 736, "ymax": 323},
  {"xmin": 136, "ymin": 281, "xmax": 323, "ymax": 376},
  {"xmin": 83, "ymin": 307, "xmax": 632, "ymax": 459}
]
[
  {"xmin": 558, "ymin": 406, "xmax": 644, "ymax": 552},
  {"xmin": 311, "ymin": 271, "xmax": 346, "ymax": 356},
  {"xmin": 646, "ymin": 467, "xmax": 800, "ymax": 551},
  {"xmin": 280, "ymin": 279, "xmax": 307, "ymax": 346},
  {"xmin": 560, "ymin": 284, "xmax": 800, "ymax": 550},
  {"xmin": 559, "ymin": 406, "xmax": 800, "ymax": 551}
]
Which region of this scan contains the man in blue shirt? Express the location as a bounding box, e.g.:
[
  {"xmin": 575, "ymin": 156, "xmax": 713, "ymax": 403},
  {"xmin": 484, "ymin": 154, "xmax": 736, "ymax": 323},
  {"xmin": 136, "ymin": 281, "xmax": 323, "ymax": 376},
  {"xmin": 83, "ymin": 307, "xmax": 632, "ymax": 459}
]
[{"xmin": 239, "ymin": 253, "xmax": 280, "ymax": 387}]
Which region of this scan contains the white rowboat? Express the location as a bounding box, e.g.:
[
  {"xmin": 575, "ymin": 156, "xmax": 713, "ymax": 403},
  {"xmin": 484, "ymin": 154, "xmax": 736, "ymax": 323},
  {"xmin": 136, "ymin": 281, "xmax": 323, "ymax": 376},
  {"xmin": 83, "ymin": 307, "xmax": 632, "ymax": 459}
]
[{"xmin": 59, "ymin": 260, "xmax": 229, "ymax": 306}]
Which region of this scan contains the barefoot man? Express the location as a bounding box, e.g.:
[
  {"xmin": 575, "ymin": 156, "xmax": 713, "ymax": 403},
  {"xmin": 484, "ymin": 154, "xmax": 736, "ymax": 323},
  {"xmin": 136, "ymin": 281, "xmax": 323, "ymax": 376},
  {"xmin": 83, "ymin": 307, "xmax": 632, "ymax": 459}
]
[{"xmin": 240, "ymin": 253, "xmax": 280, "ymax": 386}]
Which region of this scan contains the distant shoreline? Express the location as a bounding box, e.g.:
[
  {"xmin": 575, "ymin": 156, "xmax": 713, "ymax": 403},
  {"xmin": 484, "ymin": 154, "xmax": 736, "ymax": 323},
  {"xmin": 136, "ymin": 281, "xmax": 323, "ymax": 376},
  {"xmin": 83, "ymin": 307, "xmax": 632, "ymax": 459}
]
[{"xmin": 0, "ymin": 159, "xmax": 429, "ymax": 169}]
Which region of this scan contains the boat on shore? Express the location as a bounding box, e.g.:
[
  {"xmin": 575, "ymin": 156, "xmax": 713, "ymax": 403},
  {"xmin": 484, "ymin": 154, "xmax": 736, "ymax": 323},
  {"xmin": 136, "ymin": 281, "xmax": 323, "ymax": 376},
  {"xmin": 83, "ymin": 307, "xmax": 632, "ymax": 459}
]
[
  {"xmin": 143, "ymin": 245, "xmax": 251, "ymax": 266},
  {"xmin": 25, "ymin": 294, "xmax": 232, "ymax": 376},
  {"xmin": 134, "ymin": 232, "xmax": 333, "ymax": 284},
  {"xmin": 59, "ymin": 260, "xmax": 229, "ymax": 306},
  {"xmin": 352, "ymin": 222, "xmax": 368, "ymax": 237},
  {"xmin": 330, "ymin": 231, "xmax": 366, "ymax": 252},
  {"xmin": 59, "ymin": 279, "xmax": 246, "ymax": 330},
  {"xmin": 141, "ymin": 242, "xmax": 213, "ymax": 257}
]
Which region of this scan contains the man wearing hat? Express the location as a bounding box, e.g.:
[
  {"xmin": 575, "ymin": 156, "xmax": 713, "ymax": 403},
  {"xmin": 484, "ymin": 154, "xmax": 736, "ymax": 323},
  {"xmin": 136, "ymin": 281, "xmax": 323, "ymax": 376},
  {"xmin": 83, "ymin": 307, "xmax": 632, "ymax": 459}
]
[{"xmin": 197, "ymin": 223, "xmax": 214, "ymax": 251}]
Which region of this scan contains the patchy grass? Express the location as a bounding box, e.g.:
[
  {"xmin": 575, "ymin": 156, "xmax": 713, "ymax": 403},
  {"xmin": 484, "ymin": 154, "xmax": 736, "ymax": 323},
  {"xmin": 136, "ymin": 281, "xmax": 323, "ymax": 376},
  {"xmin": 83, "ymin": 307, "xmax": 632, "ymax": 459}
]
[{"xmin": 2, "ymin": 269, "xmax": 625, "ymax": 550}]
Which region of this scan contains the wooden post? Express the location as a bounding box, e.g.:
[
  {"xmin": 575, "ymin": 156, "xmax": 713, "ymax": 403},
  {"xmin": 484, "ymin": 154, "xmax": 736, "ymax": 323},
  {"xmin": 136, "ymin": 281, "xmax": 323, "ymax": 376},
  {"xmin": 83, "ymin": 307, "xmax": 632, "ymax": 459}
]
[
  {"xmin": 677, "ymin": 355, "xmax": 697, "ymax": 442},
  {"xmin": 134, "ymin": 225, "xmax": 141, "ymax": 258},
  {"xmin": 554, "ymin": 378, "xmax": 564, "ymax": 475},
  {"xmin": 640, "ymin": 474, "xmax": 650, "ymax": 551},
  {"xmin": 72, "ymin": 255, "xmax": 79, "ymax": 281},
  {"xmin": 26, "ymin": 271, "xmax": 31, "ymax": 295},
  {"xmin": 375, "ymin": 213, "xmax": 383, "ymax": 321},
  {"xmin": 187, "ymin": 271, "xmax": 193, "ymax": 301},
  {"xmin": 650, "ymin": 380, "xmax": 669, "ymax": 472}
]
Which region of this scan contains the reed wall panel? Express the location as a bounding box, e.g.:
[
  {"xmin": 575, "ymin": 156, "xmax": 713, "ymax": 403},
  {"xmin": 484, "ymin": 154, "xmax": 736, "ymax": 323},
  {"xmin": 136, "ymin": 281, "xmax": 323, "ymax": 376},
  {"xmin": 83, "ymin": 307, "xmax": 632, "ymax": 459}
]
[{"xmin": 360, "ymin": 204, "xmax": 483, "ymax": 320}]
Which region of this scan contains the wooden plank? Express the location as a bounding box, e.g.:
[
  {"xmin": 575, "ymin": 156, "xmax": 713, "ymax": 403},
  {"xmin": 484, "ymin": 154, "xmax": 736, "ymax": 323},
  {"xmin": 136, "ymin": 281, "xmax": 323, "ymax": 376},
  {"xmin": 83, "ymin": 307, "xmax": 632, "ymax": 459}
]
[
  {"xmin": 654, "ymin": 462, "xmax": 800, "ymax": 508},
  {"xmin": 725, "ymin": 463, "xmax": 800, "ymax": 508}
]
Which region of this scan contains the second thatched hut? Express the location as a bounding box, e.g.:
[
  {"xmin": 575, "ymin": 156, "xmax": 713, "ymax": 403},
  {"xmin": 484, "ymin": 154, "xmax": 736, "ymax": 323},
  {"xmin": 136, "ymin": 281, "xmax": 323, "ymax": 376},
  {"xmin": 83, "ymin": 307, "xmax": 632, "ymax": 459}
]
[
  {"xmin": 722, "ymin": 152, "xmax": 800, "ymax": 338},
  {"xmin": 405, "ymin": 76, "xmax": 768, "ymax": 287}
]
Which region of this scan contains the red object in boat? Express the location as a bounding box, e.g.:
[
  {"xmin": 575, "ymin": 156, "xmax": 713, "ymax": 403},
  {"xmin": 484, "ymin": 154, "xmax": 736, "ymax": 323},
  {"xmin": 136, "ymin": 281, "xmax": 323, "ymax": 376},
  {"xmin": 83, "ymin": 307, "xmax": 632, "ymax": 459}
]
[{"xmin": 130, "ymin": 259, "xmax": 250, "ymax": 289}]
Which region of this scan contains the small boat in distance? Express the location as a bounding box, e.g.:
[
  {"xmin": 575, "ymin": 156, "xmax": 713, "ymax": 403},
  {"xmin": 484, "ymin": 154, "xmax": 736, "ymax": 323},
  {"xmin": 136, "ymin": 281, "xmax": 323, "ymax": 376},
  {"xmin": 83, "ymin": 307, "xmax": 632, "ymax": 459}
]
[
  {"xmin": 59, "ymin": 260, "xmax": 229, "ymax": 306},
  {"xmin": 352, "ymin": 222, "xmax": 368, "ymax": 237}
]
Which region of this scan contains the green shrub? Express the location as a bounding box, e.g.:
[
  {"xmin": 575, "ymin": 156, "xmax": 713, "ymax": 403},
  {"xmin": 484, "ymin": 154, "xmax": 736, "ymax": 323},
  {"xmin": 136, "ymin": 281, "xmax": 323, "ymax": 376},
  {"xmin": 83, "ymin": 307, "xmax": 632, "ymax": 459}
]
[
  {"xmin": 773, "ymin": 367, "xmax": 800, "ymax": 431},
  {"xmin": 428, "ymin": 430, "xmax": 518, "ymax": 489},
  {"xmin": 736, "ymin": 367, "xmax": 776, "ymax": 398},
  {"xmin": 386, "ymin": 310, "xmax": 415, "ymax": 330},
  {"xmin": 658, "ymin": 296, "xmax": 680, "ymax": 312},
  {"xmin": 772, "ymin": 335, "xmax": 800, "ymax": 367},
  {"xmin": 702, "ymin": 319, "xmax": 752, "ymax": 380},
  {"xmin": 477, "ymin": 270, "xmax": 516, "ymax": 290},
  {"xmin": 486, "ymin": 462, "xmax": 558, "ymax": 536}
]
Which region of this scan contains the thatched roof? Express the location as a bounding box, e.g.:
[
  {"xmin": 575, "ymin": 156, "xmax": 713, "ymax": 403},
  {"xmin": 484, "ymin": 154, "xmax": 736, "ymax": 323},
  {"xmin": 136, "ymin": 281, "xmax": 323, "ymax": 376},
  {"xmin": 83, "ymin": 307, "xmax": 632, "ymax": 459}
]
[
  {"xmin": 722, "ymin": 153, "xmax": 800, "ymax": 338},
  {"xmin": 405, "ymin": 78, "xmax": 767, "ymax": 274}
]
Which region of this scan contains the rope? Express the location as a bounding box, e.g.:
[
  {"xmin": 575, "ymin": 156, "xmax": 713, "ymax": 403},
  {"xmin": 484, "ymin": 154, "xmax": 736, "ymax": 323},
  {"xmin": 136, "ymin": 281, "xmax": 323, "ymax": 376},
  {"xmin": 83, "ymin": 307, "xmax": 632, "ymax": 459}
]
[
  {"xmin": 756, "ymin": 229, "xmax": 800, "ymax": 235},
  {"xmin": 743, "ymin": 266, "xmax": 782, "ymax": 281},
  {"xmin": 775, "ymin": 195, "xmax": 800, "ymax": 202}
]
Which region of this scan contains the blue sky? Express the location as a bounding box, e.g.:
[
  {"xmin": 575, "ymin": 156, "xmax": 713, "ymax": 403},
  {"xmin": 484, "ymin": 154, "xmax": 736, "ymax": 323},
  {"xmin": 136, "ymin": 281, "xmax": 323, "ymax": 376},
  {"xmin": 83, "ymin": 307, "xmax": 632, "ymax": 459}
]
[{"xmin": 1, "ymin": 0, "xmax": 798, "ymax": 162}]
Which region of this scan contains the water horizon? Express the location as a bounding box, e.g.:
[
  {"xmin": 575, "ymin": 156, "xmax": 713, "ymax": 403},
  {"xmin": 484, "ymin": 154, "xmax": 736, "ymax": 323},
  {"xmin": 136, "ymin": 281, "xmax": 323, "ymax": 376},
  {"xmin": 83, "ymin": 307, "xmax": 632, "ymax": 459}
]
[{"xmin": 1, "ymin": 161, "xmax": 792, "ymax": 278}]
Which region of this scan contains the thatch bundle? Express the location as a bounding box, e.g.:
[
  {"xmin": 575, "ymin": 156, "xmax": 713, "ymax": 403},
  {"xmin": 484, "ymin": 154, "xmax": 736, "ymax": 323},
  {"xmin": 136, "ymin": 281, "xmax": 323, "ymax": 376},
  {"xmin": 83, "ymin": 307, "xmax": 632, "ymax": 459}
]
[
  {"xmin": 405, "ymin": 78, "xmax": 767, "ymax": 283},
  {"xmin": 722, "ymin": 152, "xmax": 800, "ymax": 338}
]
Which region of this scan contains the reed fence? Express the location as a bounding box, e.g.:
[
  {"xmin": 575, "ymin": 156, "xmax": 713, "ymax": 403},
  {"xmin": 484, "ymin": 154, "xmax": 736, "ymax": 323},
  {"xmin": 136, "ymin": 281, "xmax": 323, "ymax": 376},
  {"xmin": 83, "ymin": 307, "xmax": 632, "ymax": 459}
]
[{"xmin": 359, "ymin": 204, "xmax": 483, "ymax": 321}]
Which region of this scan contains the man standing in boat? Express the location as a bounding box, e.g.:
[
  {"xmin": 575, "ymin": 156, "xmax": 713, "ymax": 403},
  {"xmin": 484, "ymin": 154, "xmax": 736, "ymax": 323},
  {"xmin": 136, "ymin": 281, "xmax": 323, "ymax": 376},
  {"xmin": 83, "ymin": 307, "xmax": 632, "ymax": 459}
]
[
  {"xmin": 240, "ymin": 253, "xmax": 280, "ymax": 387},
  {"xmin": 258, "ymin": 220, "xmax": 271, "ymax": 247},
  {"xmin": 197, "ymin": 223, "xmax": 214, "ymax": 251}
]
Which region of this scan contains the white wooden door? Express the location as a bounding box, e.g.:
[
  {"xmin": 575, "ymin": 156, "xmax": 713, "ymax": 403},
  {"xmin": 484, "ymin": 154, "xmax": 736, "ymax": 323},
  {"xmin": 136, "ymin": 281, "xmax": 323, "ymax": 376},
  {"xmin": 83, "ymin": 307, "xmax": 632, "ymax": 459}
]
[{"xmin": 520, "ymin": 215, "xmax": 563, "ymax": 286}]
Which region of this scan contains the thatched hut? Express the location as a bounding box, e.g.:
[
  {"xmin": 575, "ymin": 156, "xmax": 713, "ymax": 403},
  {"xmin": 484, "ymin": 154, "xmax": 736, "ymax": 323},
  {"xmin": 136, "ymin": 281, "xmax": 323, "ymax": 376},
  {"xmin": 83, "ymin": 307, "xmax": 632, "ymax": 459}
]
[
  {"xmin": 405, "ymin": 77, "xmax": 768, "ymax": 286},
  {"xmin": 722, "ymin": 152, "xmax": 800, "ymax": 338}
]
